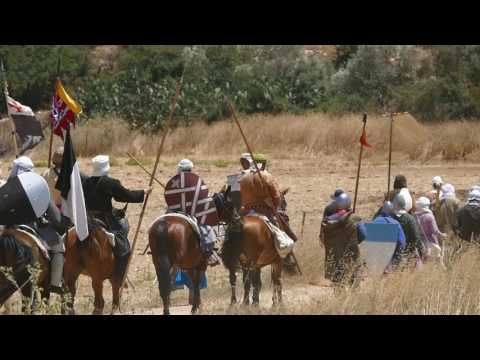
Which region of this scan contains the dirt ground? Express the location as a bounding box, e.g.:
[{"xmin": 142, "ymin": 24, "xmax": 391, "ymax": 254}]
[{"xmin": 2, "ymin": 155, "xmax": 479, "ymax": 315}]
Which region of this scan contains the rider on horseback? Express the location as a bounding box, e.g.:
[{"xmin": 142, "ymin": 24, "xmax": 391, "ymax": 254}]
[
  {"xmin": 239, "ymin": 153, "xmax": 298, "ymax": 269},
  {"xmin": 83, "ymin": 155, "xmax": 152, "ymax": 283},
  {"xmin": 6, "ymin": 156, "xmax": 66, "ymax": 293},
  {"xmin": 165, "ymin": 159, "xmax": 220, "ymax": 266},
  {"xmin": 224, "ymin": 153, "xmax": 254, "ymax": 212}
]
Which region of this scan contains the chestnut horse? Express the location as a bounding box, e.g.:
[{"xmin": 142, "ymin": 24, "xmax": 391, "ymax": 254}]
[
  {"xmin": 63, "ymin": 222, "xmax": 119, "ymax": 315},
  {"xmin": 0, "ymin": 229, "xmax": 50, "ymax": 313},
  {"xmin": 148, "ymin": 215, "xmax": 210, "ymax": 315},
  {"xmin": 215, "ymin": 188, "xmax": 285, "ymax": 307}
]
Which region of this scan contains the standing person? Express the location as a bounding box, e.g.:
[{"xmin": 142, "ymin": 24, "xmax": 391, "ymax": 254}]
[
  {"xmin": 435, "ymin": 183, "xmax": 461, "ymax": 236},
  {"xmin": 374, "ymin": 174, "xmax": 415, "ymax": 219},
  {"xmin": 393, "ymin": 193, "xmax": 424, "ymax": 269},
  {"xmin": 323, "ymin": 189, "xmax": 345, "ymax": 219},
  {"xmin": 426, "ymin": 176, "xmax": 444, "ymax": 206},
  {"xmin": 320, "ymin": 192, "xmax": 366, "ymax": 285},
  {"xmin": 414, "ymin": 197, "xmax": 446, "ymax": 265},
  {"xmin": 83, "ymin": 155, "xmax": 152, "ymax": 283},
  {"xmin": 457, "ymin": 189, "xmax": 480, "ymax": 243},
  {"xmin": 371, "ymin": 201, "xmax": 407, "ymax": 273}
]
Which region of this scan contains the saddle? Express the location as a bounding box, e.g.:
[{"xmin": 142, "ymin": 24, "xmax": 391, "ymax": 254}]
[
  {"xmin": 2, "ymin": 227, "xmax": 50, "ymax": 261},
  {"xmin": 155, "ymin": 213, "xmax": 202, "ymax": 238}
]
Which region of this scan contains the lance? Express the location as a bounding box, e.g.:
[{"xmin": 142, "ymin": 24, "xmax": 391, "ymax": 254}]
[
  {"xmin": 353, "ymin": 113, "xmax": 368, "ymax": 213},
  {"xmin": 228, "ymin": 102, "xmax": 302, "ymax": 276},
  {"xmin": 48, "ymin": 48, "xmax": 62, "ymax": 169},
  {"xmin": 119, "ymin": 81, "xmax": 182, "ymax": 301},
  {"xmin": 1, "ymin": 60, "xmax": 19, "ymax": 158},
  {"xmin": 126, "ymin": 152, "xmax": 166, "ymax": 189}
]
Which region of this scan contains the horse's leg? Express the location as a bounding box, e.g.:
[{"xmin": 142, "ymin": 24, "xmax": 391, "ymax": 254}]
[
  {"xmin": 153, "ymin": 254, "xmax": 172, "ymax": 315},
  {"xmin": 92, "ymin": 278, "xmax": 105, "ymax": 315},
  {"xmin": 64, "ymin": 271, "xmax": 80, "ymax": 315},
  {"xmin": 251, "ymin": 268, "xmax": 262, "ymax": 306},
  {"xmin": 110, "ymin": 277, "xmax": 121, "ymax": 315},
  {"xmin": 188, "ymin": 268, "xmax": 202, "ymax": 314},
  {"xmin": 242, "ymin": 268, "xmax": 251, "ymax": 306},
  {"xmin": 271, "ymin": 260, "xmax": 283, "ymax": 307},
  {"xmin": 229, "ymin": 268, "xmax": 237, "ymax": 305}
]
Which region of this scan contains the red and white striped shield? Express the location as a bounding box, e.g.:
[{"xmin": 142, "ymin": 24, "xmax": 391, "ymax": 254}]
[{"xmin": 164, "ymin": 172, "xmax": 219, "ymax": 226}]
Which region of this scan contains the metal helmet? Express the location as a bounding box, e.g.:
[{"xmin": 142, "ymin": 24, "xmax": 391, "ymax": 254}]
[
  {"xmin": 393, "ymin": 193, "xmax": 407, "ymax": 210},
  {"xmin": 382, "ymin": 201, "xmax": 394, "ymax": 215},
  {"xmin": 335, "ymin": 192, "xmax": 352, "ymax": 210}
]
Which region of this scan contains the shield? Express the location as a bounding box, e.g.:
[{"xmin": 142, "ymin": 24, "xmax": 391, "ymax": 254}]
[
  {"xmin": 164, "ymin": 172, "xmax": 218, "ymax": 226},
  {"xmin": 360, "ymin": 223, "xmax": 399, "ymax": 276},
  {"xmin": 0, "ymin": 172, "xmax": 51, "ymax": 226},
  {"xmin": 226, "ymin": 173, "xmax": 242, "ymax": 210}
]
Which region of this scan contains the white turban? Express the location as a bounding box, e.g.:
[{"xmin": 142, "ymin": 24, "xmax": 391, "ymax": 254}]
[
  {"xmin": 92, "ymin": 155, "xmax": 110, "ymax": 177},
  {"xmin": 177, "ymin": 159, "xmax": 194, "ymax": 173},
  {"xmin": 9, "ymin": 156, "xmax": 34, "ymax": 179},
  {"xmin": 416, "ymin": 196, "xmax": 431, "ymax": 211},
  {"xmin": 441, "ymin": 183, "xmax": 456, "ymax": 200},
  {"xmin": 432, "ymin": 176, "xmax": 443, "ymax": 186}
]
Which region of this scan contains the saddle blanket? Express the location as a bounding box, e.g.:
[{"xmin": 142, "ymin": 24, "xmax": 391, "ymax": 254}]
[
  {"xmin": 155, "ymin": 213, "xmax": 217, "ymax": 251},
  {"xmin": 247, "ymin": 213, "xmax": 295, "ymax": 259},
  {"xmin": 174, "ymin": 270, "xmax": 208, "ymax": 290}
]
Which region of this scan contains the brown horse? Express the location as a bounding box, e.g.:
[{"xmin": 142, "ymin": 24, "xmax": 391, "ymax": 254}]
[
  {"xmin": 148, "ymin": 215, "xmax": 209, "ymax": 315},
  {"xmin": 0, "ymin": 228, "xmax": 50, "ymax": 313},
  {"xmin": 215, "ymin": 188, "xmax": 285, "ymax": 307},
  {"xmin": 63, "ymin": 222, "xmax": 119, "ymax": 315}
]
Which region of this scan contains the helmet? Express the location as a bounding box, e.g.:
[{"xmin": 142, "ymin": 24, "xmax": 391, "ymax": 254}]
[
  {"xmin": 330, "ymin": 188, "xmax": 345, "ymax": 200},
  {"xmin": 253, "ymin": 153, "xmax": 266, "ymax": 162},
  {"xmin": 432, "ymin": 176, "xmax": 443, "ymax": 186},
  {"xmin": 382, "ymin": 201, "xmax": 394, "ymax": 215},
  {"xmin": 335, "ymin": 193, "xmax": 352, "ymax": 210},
  {"xmin": 393, "ymin": 193, "xmax": 407, "ymax": 210},
  {"xmin": 416, "ymin": 196, "xmax": 431, "ymax": 210}
]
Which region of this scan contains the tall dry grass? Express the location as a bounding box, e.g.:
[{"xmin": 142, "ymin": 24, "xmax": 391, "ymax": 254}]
[{"xmin": 2, "ymin": 113, "xmax": 480, "ymax": 164}]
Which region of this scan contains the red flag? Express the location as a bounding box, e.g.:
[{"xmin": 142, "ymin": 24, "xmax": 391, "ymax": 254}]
[
  {"xmin": 50, "ymin": 80, "xmax": 81, "ymax": 139},
  {"xmin": 359, "ymin": 127, "xmax": 372, "ymax": 148}
]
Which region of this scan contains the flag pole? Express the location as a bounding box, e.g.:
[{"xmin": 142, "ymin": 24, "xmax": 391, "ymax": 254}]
[
  {"xmin": 126, "ymin": 152, "xmax": 166, "ymax": 189},
  {"xmin": 353, "ymin": 113, "xmax": 367, "ymax": 213},
  {"xmin": 48, "ymin": 48, "xmax": 62, "ymax": 169},
  {"xmin": 119, "ymin": 81, "xmax": 182, "ymax": 301},
  {"xmin": 1, "ymin": 60, "xmax": 19, "ymax": 158},
  {"xmin": 386, "ymin": 112, "xmax": 394, "ymax": 199},
  {"xmin": 228, "ymin": 102, "xmax": 302, "ymax": 276}
]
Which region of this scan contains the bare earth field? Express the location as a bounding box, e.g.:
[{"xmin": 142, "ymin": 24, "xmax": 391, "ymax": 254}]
[{"xmin": 2, "ymin": 155, "xmax": 479, "ymax": 315}]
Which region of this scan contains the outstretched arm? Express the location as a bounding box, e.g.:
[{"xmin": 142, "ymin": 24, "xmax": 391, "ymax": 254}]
[{"xmin": 107, "ymin": 178, "xmax": 147, "ymax": 204}]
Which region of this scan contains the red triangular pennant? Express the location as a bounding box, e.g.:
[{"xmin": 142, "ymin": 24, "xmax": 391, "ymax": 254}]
[{"xmin": 360, "ymin": 127, "xmax": 372, "ymax": 148}]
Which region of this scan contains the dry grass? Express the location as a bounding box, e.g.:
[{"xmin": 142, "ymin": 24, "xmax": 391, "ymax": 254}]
[{"xmin": 3, "ymin": 112, "xmax": 479, "ymax": 166}]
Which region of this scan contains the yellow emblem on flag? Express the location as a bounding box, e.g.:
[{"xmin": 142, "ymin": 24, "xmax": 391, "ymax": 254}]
[{"xmin": 56, "ymin": 79, "xmax": 82, "ymax": 115}]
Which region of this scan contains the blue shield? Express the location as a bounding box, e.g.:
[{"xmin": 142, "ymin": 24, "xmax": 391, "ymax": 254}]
[{"xmin": 361, "ymin": 223, "xmax": 399, "ymax": 276}]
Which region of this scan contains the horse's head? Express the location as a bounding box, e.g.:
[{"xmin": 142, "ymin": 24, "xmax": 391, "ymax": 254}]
[{"xmin": 213, "ymin": 186, "xmax": 236, "ymax": 223}]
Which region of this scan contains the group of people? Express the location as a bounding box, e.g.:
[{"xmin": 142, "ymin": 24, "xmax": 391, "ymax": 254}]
[
  {"xmin": 3, "ymin": 147, "xmax": 480, "ymax": 299},
  {"xmin": 320, "ymin": 174, "xmax": 480, "ymax": 286}
]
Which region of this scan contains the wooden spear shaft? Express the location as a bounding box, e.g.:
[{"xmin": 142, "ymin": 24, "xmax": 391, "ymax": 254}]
[
  {"xmin": 353, "ymin": 114, "xmax": 367, "ymax": 213},
  {"xmin": 126, "ymin": 152, "xmax": 166, "ymax": 189},
  {"xmin": 228, "ymin": 102, "xmax": 302, "ymax": 276},
  {"xmin": 119, "ymin": 82, "xmax": 181, "ymax": 299},
  {"xmin": 48, "ymin": 50, "xmax": 62, "ymax": 169},
  {"xmin": 386, "ymin": 112, "xmax": 394, "ymax": 198}
]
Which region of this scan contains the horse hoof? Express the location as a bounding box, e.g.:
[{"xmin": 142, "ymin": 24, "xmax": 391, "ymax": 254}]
[
  {"xmin": 92, "ymin": 309, "xmax": 103, "ymax": 315},
  {"xmin": 230, "ymin": 298, "xmax": 237, "ymax": 306},
  {"xmin": 163, "ymin": 310, "xmax": 170, "ymax": 315}
]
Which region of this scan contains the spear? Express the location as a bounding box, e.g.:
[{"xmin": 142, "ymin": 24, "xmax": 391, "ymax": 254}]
[
  {"xmin": 387, "ymin": 112, "xmax": 394, "ymax": 198},
  {"xmin": 119, "ymin": 81, "xmax": 182, "ymax": 301},
  {"xmin": 228, "ymin": 102, "xmax": 302, "ymax": 276},
  {"xmin": 1, "ymin": 60, "xmax": 19, "ymax": 157},
  {"xmin": 126, "ymin": 152, "xmax": 166, "ymax": 189},
  {"xmin": 353, "ymin": 114, "xmax": 368, "ymax": 213}
]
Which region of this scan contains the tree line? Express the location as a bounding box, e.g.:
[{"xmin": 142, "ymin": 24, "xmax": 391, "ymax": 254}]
[{"xmin": 1, "ymin": 45, "xmax": 480, "ymax": 130}]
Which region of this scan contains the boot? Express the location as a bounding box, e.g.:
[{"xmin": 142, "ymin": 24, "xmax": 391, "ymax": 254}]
[
  {"xmin": 50, "ymin": 252, "xmax": 65, "ymax": 294},
  {"xmin": 283, "ymin": 253, "xmax": 299, "ymax": 276},
  {"xmin": 204, "ymin": 250, "xmax": 221, "ymax": 267}
]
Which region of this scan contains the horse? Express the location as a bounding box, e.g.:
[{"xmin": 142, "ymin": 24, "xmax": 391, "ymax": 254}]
[
  {"xmin": 0, "ymin": 228, "xmax": 50, "ymax": 313},
  {"xmin": 215, "ymin": 187, "xmax": 290, "ymax": 307},
  {"xmin": 63, "ymin": 220, "xmax": 119, "ymax": 315},
  {"xmin": 148, "ymin": 214, "xmax": 211, "ymax": 315}
]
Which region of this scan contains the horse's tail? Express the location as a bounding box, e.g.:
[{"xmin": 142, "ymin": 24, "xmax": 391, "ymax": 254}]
[
  {"xmin": 221, "ymin": 220, "xmax": 244, "ymax": 271},
  {"xmin": 152, "ymin": 219, "xmax": 170, "ymax": 256}
]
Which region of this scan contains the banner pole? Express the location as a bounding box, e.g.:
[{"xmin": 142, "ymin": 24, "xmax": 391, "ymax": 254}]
[
  {"xmin": 353, "ymin": 114, "xmax": 367, "ymax": 213},
  {"xmin": 1, "ymin": 60, "xmax": 18, "ymax": 158}
]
